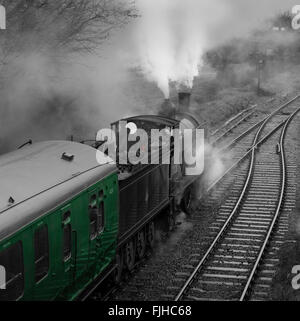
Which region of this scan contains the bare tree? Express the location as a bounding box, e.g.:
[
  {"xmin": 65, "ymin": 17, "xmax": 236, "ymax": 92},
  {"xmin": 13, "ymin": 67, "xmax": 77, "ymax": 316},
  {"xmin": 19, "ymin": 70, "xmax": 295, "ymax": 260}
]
[
  {"xmin": 271, "ymin": 11, "xmax": 293, "ymax": 30},
  {"xmin": 0, "ymin": 0, "xmax": 137, "ymax": 61},
  {"xmin": 0, "ymin": 1, "xmax": 138, "ymax": 153},
  {"xmin": 205, "ymin": 44, "xmax": 239, "ymax": 73},
  {"xmin": 0, "ymin": 0, "xmax": 137, "ymax": 90}
]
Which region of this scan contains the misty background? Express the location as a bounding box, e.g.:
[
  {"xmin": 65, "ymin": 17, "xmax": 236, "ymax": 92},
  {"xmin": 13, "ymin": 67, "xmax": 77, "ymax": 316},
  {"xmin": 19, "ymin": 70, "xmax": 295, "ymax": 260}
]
[{"xmin": 0, "ymin": 0, "xmax": 299, "ymax": 154}]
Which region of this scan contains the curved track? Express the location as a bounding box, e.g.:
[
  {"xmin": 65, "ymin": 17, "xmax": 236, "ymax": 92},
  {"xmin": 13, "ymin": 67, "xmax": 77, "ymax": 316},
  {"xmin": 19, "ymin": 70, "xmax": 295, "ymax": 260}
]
[
  {"xmin": 174, "ymin": 104, "xmax": 300, "ymax": 301},
  {"xmin": 209, "ymin": 96, "xmax": 299, "ymax": 160}
]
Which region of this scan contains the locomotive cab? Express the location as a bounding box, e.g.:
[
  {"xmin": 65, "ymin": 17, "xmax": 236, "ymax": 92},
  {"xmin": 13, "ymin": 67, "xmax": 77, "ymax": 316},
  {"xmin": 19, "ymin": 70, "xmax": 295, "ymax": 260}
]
[{"xmin": 111, "ymin": 114, "xmax": 205, "ymax": 216}]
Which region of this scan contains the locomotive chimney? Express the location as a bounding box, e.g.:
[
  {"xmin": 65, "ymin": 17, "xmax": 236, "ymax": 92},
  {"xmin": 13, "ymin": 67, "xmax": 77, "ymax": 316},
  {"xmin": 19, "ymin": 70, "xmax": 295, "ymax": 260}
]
[
  {"xmin": 160, "ymin": 98, "xmax": 176, "ymax": 118},
  {"xmin": 178, "ymin": 92, "xmax": 191, "ymax": 112}
]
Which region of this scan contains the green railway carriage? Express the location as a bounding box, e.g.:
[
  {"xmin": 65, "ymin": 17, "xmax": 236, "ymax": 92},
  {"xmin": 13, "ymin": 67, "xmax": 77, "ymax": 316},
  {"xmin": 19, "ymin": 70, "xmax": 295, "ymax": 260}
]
[{"xmin": 0, "ymin": 141, "xmax": 119, "ymax": 301}]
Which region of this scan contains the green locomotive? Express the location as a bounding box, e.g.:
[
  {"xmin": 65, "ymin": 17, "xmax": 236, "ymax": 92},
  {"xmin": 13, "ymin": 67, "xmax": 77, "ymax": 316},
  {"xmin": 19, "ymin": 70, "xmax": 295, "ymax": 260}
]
[{"xmin": 0, "ymin": 115, "xmax": 203, "ymax": 301}]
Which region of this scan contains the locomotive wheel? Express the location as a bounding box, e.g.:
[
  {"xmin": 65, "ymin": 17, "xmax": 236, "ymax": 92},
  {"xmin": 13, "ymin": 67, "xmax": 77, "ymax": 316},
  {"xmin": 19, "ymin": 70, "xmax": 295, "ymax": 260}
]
[
  {"xmin": 147, "ymin": 221, "xmax": 155, "ymax": 249},
  {"xmin": 113, "ymin": 252, "xmax": 124, "ymax": 284},
  {"xmin": 181, "ymin": 187, "xmax": 192, "ymax": 215},
  {"xmin": 125, "ymin": 240, "xmax": 135, "ymax": 272},
  {"xmin": 136, "ymin": 230, "xmax": 146, "ymax": 260}
]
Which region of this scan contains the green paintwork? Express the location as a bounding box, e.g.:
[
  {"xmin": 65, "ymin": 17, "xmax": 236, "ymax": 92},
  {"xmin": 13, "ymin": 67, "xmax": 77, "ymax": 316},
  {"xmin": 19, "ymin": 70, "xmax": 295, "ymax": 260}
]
[{"xmin": 0, "ymin": 173, "xmax": 119, "ymax": 301}]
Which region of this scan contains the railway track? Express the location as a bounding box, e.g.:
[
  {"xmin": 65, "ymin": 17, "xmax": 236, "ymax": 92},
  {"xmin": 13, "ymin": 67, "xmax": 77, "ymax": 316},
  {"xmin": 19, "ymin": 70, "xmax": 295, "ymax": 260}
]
[
  {"xmin": 99, "ymin": 95, "xmax": 300, "ymax": 302},
  {"xmin": 210, "ymin": 106, "xmax": 257, "ymax": 144},
  {"xmin": 174, "ymin": 103, "xmax": 300, "ymax": 301},
  {"xmin": 210, "ymin": 96, "xmax": 295, "ymax": 151},
  {"xmin": 205, "ymin": 95, "xmax": 300, "ymax": 189},
  {"xmin": 209, "ymin": 96, "xmax": 287, "ymax": 148}
]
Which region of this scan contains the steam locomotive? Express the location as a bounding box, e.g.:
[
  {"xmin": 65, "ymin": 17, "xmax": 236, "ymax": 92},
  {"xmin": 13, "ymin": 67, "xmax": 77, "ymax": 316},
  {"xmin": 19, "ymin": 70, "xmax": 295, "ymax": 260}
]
[{"xmin": 0, "ymin": 95, "xmax": 204, "ymax": 301}]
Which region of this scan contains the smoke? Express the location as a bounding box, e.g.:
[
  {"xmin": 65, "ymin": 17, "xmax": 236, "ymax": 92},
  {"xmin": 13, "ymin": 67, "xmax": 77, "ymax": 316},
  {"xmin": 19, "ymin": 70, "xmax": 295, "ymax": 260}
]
[
  {"xmin": 0, "ymin": 0, "xmax": 142, "ymax": 154},
  {"xmin": 134, "ymin": 0, "xmax": 296, "ymax": 98},
  {"xmin": 203, "ymin": 143, "xmax": 232, "ymax": 191},
  {"xmin": 135, "ymin": 0, "xmax": 220, "ymax": 98},
  {"xmin": 0, "ymin": 28, "xmax": 150, "ymax": 154},
  {"xmin": 0, "ymin": 50, "xmax": 141, "ymax": 153},
  {"xmin": 1, "ymin": 0, "xmax": 299, "ymax": 153}
]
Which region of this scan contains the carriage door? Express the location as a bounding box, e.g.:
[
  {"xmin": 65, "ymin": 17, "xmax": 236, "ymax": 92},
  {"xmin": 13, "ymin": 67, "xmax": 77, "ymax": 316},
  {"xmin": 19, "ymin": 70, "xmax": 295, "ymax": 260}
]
[{"xmin": 88, "ymin": 189, "xmax": 105, "ymax": 268}]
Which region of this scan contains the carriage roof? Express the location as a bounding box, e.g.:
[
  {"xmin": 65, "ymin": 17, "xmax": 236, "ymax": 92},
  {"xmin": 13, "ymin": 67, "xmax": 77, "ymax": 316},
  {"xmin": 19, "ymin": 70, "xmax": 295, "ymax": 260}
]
[{"xmin": 0, "ymin": 141, "xmax": 116, "ymax": 242}]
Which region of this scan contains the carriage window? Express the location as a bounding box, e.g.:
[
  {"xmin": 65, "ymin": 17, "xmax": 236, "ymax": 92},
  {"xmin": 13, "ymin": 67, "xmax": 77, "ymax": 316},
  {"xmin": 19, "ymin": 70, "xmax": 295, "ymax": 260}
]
[
  {"xmin": 62, "ymin": 211, "xmax": 71, "ymax": 262},
  {"xmin": 89, "ymin": 195, "xmax": 105, "ymax": 240},
  {"xmin": 63, "ymin": 224, "xmax": 71, "ymax": 261},
  {"xmin": 99, "ymin": 201, "xmax": 105, "ymax": 232},
  {"xmin": 34, "ymin": 225, "xmax": 49, "ymax": 283},
  {"xmin": 0, "ymin": 242, "xmax": 24, "ymax": 301},
  {"xmin": 63, "ymin": 211, "xmax": 70, "ymax": 223},
  {"xmin": 89, "ymin": 194, "xmax": 98, "ymax": 240}
]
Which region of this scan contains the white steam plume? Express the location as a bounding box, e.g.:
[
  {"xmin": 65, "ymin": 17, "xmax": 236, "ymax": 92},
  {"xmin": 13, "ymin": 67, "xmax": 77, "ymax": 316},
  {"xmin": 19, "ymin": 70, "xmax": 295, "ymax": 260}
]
[
  {"xmin": 134, "ymin": 0, "xmax": 296, "ymax": 98},
  {"xmin": 136, "ymin": 0, "xmax": 225, "ymax": 98}
]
